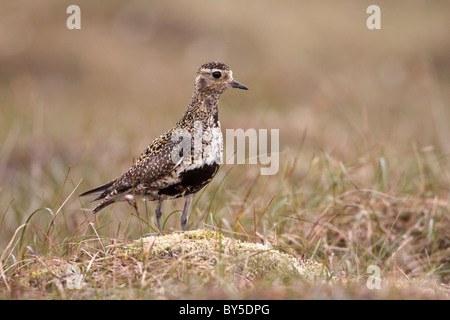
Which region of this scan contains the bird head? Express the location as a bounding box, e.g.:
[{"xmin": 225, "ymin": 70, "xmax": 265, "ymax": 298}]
[{"xmin": 194, "ymin": 62, "xmax": 248, "ymax": 95}]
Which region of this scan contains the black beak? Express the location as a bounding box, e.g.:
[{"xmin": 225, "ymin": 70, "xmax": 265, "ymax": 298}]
[{"xmin": 231, "ymin": 79, "xmax": 249, "ymax": 90}]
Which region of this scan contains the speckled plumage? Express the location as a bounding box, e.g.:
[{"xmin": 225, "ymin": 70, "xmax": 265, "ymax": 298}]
[{"xmin": 80, "ymin": 62, "xmax": 248, "ymax": 232}]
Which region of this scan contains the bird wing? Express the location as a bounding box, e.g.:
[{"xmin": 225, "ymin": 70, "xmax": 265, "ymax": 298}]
[{"xmin": 88, "ymin": 129, "xmax": 189, "ymax": 203}]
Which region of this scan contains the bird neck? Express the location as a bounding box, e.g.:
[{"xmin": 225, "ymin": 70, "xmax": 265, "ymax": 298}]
[{"xmin": 184, "ymin": 89, "xmax": 221, "ymax": 123}]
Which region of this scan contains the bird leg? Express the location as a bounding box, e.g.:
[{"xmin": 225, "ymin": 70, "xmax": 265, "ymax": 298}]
[
  {"xmin": 155, "ymin": 199, "xmax": 163, "ymax": 234},
  {"xmin": 181, "ymin": 194, "xmax": 193, "ymax": 231}
]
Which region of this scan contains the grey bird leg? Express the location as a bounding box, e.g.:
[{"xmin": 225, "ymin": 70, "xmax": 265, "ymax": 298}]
[
  {"xmin": 155, "ymin": 199, "xmax": 163, "ymax": 234},
  {"xmin": 181, "ymin": 194, "xmax": 194, "ymax": 231}
]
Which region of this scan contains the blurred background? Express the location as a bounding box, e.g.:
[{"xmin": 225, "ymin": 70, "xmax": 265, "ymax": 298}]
[{"xmin": 0, "ymin": 1, "xmax": 449, "ymax": 242}]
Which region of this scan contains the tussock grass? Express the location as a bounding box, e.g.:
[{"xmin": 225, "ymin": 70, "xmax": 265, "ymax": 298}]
[
  {"xmin": 1, "ymin": 230, "xmax": 326, "ymax": 299},
  {"xmin": 0, "ymin": 148, "xmax": 448, "ymax": 299}
]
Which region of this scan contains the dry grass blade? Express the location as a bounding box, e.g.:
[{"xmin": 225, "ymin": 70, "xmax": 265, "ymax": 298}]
[{"xmin": 0, "ymin": 224, "xmax": 26, "ymax": 291}]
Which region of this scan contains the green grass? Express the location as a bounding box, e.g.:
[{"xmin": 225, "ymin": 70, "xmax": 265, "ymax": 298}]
[
  {"xmin": 1, "ymin": 1, "xmax": 450, "ymax": 299},
  {"xmin": 1, "ymin": 147, "xmax": 448, "ymax": 299}
]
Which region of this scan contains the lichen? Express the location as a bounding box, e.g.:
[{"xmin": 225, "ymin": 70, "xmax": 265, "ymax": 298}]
[{"xmin": 123, "ymin": 229, "xmax": 327, "ymax": 282}]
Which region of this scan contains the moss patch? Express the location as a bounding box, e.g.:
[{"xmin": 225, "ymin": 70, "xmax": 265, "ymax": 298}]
[{"xmin": 125, "ymin": 229, "xmax": 327, "ymax": 282}]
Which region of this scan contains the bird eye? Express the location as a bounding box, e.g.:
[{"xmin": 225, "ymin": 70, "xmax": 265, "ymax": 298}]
[{"xmin": 212, "ymin": 71, "xmax": 221, "ymax": 79}]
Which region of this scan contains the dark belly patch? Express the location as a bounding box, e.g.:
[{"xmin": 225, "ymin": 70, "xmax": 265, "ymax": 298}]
[{"xmin": 158, "ymin": 163, "xmax": 219, "ymax": 198}]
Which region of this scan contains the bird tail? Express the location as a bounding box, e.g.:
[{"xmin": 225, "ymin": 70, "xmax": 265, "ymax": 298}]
[
  {"xmin": 79, "ymin": 179, "xmax": 117, "ymax": 201},
  {"xmin": 92, "ymin": 199, "xmax": 117, "ymax": 214}
]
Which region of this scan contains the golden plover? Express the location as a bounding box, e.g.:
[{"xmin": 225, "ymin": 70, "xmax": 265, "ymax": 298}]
[{"xmin": 80, "ymin": 62, "xmax": 248, "ymax": 233}]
